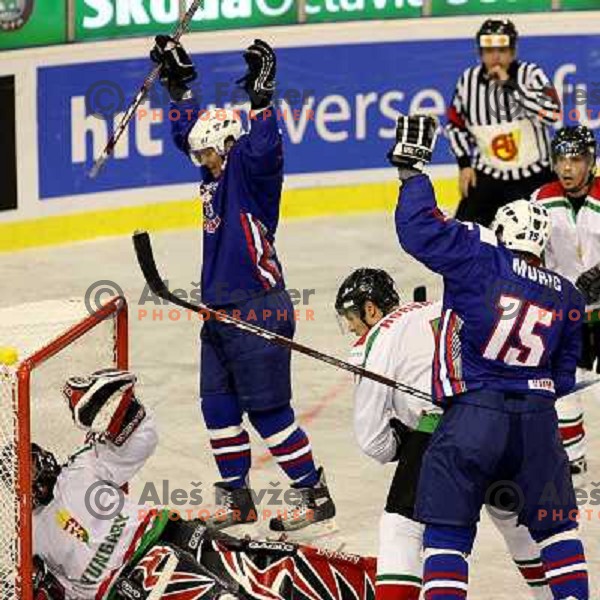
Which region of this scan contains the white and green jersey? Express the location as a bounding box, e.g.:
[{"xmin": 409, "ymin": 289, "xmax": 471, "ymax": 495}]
[
  {"xmin": 33, "ymin": 415, "xmax": 161, "ymax": 599},
  {"xmin": 348, "ymin": 301, "xmax": 442, "ymax": 465},
  {"xmin": 533, "ymin": 178, "xmax": 600, "ymax": 310}
]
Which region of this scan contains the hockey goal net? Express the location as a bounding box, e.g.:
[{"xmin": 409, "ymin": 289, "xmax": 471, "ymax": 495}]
[{"xmin": 0, "ymin": 296, "xmax": 128, "ymax": 600}]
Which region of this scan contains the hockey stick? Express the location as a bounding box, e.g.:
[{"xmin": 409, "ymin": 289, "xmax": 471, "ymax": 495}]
[
  {"xmin": 133, "ymin": 231, "xmax": 432, "ymax": 402},
  {"xmin": 88, "ymin": 0, "xmax": 202, "ymax": 179}
]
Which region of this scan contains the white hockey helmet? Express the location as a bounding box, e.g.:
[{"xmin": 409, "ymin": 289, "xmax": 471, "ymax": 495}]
[
  {"xmin": 491, "ymin": 199, "xmax": 551, "ymax": 258},
  {"xmin": 188, "ymin": 109, "xmax": 243, "ymax": 166}
]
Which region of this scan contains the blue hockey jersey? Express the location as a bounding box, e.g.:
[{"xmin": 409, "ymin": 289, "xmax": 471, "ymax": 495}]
[
  {"xmin": 172, "ymin": 100, "xmax": 285, "ymax": 306},
  {"xmin": 396, "ymin": 174, "xmax": 584, "ymax": 405}
]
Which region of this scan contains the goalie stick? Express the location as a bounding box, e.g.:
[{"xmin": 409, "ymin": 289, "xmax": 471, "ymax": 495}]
[
  {"xmin": 88, "ymin": 0, "xmax": 202, "ymax": 179},
  {"xmin": 133, "ymin": 231, "xmax": 432, "ymax": 402}
]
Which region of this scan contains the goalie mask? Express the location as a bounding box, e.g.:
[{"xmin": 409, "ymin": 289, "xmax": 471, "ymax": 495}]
[
  {"xmin": 335, "ymin": 268, "xmax": 400, "ymax": 321},
  {"xmin": 477, "ymin": 19, "xmax": 518, "ymax": 50},
  {"xmin": 188, "ymin": 109, "xmax": 243, "ymax": 166},
  {"xmin": 491, "ymin": 200, "xmax": 551, "ymax": 259},
  {"xmin": 31, "ymin": 443, "xmax": 61, "ymax": 509}
]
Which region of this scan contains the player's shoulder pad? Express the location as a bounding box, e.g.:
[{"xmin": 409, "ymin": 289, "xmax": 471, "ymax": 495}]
[
  {"xmin": 533, "ymin": 180, "xmax": 565, "ymax": 202},
  {"xmin": 378, "ymin": 302, "xmax": 434, "ymax": 329},
  {"xmin": 588, "ymin": 177, "xmax": 600, "ymax": 202},
  {"xmin": 463, "ymin": 222, "xmax": 498, "ymax": 248}
]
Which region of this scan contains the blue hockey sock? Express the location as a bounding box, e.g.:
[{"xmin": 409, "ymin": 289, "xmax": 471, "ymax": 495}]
[
  {"xmin": 422, "ymin": 550, "xmax": 468, "ymax": 599},
  {"xmin": 249, "ymin": 405, "xmax": 319, "ymax": 487},
  {"xmin": 422, "ymin": 524, "xmax": 475, "ymax": 600},
  {"xmin": 539, "ymin": 534, "xmax": 588, "ymax": 599},
  {"xmin": 201, "ymin": 394, "xmax": 250, "ymax": 489}
]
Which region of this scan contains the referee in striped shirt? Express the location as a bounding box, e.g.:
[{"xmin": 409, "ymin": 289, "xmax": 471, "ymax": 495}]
[{"xmin": 447, "ymin": 19, "xmax": 561, "ymax": 226}]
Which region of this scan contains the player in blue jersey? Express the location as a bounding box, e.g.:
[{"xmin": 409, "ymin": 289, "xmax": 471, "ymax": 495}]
[
  {"xmin": 150, "ymin": 37, "xmax": 335, "ymax": 534},
  {"xmin": 389, "ymin": 115, "xmax": 588, "ymax": 599}
]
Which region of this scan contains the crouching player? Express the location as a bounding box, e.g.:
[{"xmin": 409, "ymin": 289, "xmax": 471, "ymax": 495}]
[
  {"xmin": 391, "ymin": 114, "xmax": 588, "ymax": 599},
  {"xmin": 336, "ymin": 269, "xmax": 552, "ymax": 599},
  {"xmin": 29, "ymin": 369, "xmax": 373, "ymax": 600}
]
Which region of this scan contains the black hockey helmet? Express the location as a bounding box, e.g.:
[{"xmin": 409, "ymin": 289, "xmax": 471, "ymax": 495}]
[
  {"xmin": 335, "ymin": 268, "xmax": 399, "ymax": 320},
  {"xmin": 551, "ymin": 125, "xmax": 597, "ymax": 163},
  {"xmin": 31, "ymin": 443, "xmax": 61, "ymax": 509},
  {"xmin": 477, "ymin": 19, "xmax": 518, "ymax": 50}
]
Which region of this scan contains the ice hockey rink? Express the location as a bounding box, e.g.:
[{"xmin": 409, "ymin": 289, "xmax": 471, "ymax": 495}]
[{"xmin": 2, "ymin": 210, "xmax": 598, "ymax": 599}]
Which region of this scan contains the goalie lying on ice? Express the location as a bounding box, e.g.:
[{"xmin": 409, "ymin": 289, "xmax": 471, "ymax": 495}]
[{"xmin": 26, "ymin": 369, "xmax": 376, "ymax": 599}]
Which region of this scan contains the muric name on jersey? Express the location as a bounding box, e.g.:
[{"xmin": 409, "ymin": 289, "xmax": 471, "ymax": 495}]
[{"xmin": 512, "ymin": 257, "xmax": 562, "ymax": 292}]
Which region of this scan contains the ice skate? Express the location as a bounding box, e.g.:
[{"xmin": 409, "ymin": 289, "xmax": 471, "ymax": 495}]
[
  {"xmin": 204, "ymin": 482, "xmax": 258, "ymax": 531},
  {"xmin": 269, "ymin": 468, "xmax": 337, "ymax": 540}
]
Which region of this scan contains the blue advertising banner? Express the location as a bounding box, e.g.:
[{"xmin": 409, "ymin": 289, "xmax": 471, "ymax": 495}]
[{"xmin": 38, "ymin": 35, "xmax": 600, "ymax": 199}]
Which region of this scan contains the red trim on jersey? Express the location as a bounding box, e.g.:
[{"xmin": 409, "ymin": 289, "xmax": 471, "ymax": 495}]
[
  {"xmin": 432, "ymin": 313, "xmax": 445, "ymax": 400},
  {"xmin": 589, "ymin": 177, "xmax": 600, "ymax": 201},
  {"xmin": 253, "ymin": 215, "xmax": 282, "ymax": 283},
  {"xmin": 534, "ymin": 180, "xmax": 566, "ymax": 201},
  {"xmin": 240, "ymin": 213, "xmax": 271, "ymax": 290}
]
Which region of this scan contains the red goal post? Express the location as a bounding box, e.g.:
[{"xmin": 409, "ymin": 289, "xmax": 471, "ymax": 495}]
[{"xmin": 0, "ymin": 296, "xmax": 128, "ymax": 600}]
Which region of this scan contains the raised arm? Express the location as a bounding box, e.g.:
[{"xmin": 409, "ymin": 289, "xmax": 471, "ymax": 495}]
[
  {"xmin": 389, "ymin": 115, "xmax": 496, "ymax": 281},
  {"xmin": 235, "ymin": 40, "xmax": 282, "ymax": 177},
  {"xmin": 513, "ymin": 62, "xmax": 561, "ymax": 126},
  {"xmin": 63, "ymin": 369, "xmax": 158, "ymax": 486}
]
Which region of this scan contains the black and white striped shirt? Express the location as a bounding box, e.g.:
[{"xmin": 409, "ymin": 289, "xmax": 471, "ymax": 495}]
[{"xmin": 446, "ymin": 60, "xmax": 560, "ymax": 181}]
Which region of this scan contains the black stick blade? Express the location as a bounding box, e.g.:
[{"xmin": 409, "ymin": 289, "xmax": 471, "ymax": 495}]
[{"xmin": 132, "ymin": 230, "xmax": 164, "ymax": 295}]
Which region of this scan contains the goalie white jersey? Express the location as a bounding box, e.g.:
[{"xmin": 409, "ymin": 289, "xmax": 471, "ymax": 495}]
[
  {"xmin": 349, "ymin": 301, "xmax": 441, "ymax": 464},
  {"xmin": 533, "ymin": 178, "xmax": 600, "ymax": 308},
  {"xmin": 33, "ymin": 415, "xmax": 159, "ymax": 599}
]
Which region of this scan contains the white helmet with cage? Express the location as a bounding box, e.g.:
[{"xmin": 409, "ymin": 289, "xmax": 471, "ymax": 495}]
[
  {"xmin": 187, "ymin": 109, "xmax": 243, "ymax": 166},
  {"xmin": 490, "ymin": 199, "xmax": 551, "ymax": 258}
]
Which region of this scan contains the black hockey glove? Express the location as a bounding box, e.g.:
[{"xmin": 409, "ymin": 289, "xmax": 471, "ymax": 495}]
[
  {"xmin": 389, "ymin": 417, "xmax": 411, "ymax": 461},
  {"xmin": 387, "ymin": 114, "xmax": 438, "ymax": 180},
  {"xmin": 236, "ymin": 39, "xmax": 276, "ymax": 110},
  {"xmin": 150, "ymin": 35, "xmax": 197, "ymax": 101},
  {"xmin": 576, "ymin": 264, "xmax": 600, "ymax": 305}
]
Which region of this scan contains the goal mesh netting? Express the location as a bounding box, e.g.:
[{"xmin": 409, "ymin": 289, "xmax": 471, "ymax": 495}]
[{"xmin": 0, "ymin": 297, "xmax": 128, "ymax": 600}]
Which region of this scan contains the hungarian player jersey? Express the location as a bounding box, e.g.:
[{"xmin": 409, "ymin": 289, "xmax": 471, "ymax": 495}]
[
  {"xmin": 395, "ymin": 174, "xmax": 584, "ymax": 405},
  {"xmin": 533, "ymin": 178, "xmax": 600, "ymax": 311},
  {"xmin": 33, "ymin": 416, "xmax": 163, "ymax": 599},
  {"xmin": 172, "ymin": 100, "xmax": 285, "ymax": 306},
  {"xmin": 349, "ymin": 301, "xmax": 442, "ymax": 464}
]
